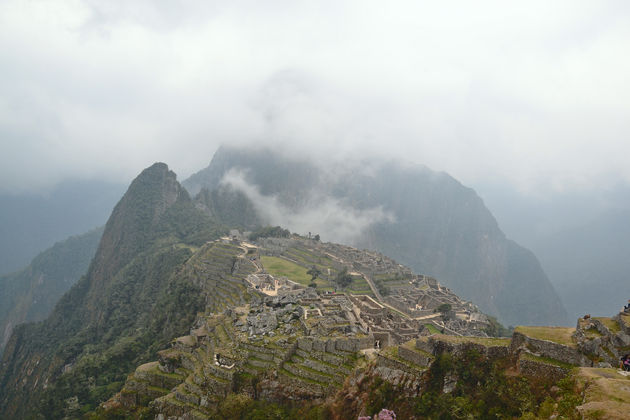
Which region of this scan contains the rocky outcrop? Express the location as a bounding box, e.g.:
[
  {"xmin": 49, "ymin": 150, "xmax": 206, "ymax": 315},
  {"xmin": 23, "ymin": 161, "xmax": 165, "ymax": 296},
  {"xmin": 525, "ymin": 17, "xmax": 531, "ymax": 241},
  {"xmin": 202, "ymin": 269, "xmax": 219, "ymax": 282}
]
[
  {"xmin": 510, "ymin": 330, "xmax": 590, "ymax": 366},
  {"xmin": 574, "ymin": 315, "xmax": 630, "ymax": 366}
]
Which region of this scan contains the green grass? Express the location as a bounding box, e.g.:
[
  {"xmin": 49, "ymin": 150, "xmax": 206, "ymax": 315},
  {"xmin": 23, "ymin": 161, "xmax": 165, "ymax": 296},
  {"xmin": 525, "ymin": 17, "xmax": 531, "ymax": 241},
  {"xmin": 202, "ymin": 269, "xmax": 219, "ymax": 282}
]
[
  {"xmin": 520, "ymin": 352, "xmax": 576, "ymax": 370},
  {"xmin": 515, "ymin": 326, "xmax": 576, "ymax": 346},
  {"xmin": 584, "ymin": 327, "xmax": 603, "ymax": 338},
  {"xmin": 380, "ymin": 345, "xmax": 429, "ymax": 372},
  {"xmin": 261, "ymin": 256, "xmax": 312, "ymax": 285},
  {"xmin": 424, "ymin": 324, "xmax": 441, "ymax": 334},
  {"xmin": 594, "ymin": 317, "xmax": 621, "ymax": 334},
  {"xmin": 347, "ymin": 276, "xmax": 372, "ymax": 294},
  {"xmin": 282, "ymin": 248, "xmax": 339, "ymax": 278},
  {"xmin": 430, "ymin": 334, "xmax": 511, "ymax": 347}
]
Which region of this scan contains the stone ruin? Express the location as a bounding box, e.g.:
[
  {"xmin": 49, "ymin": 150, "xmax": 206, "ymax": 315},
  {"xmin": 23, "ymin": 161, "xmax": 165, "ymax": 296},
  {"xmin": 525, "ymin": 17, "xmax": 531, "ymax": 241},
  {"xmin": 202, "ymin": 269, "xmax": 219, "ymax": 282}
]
[{"xmin": 246, "ymin": 236, "xmax": 492, "ymax": 339}]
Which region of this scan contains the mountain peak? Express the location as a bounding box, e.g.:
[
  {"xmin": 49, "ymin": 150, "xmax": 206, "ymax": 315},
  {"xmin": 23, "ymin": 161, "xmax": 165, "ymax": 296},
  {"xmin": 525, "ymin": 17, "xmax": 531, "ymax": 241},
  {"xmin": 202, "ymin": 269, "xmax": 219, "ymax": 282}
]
[
  {"xmin": 183, "ymin": 146, "xmax": 567, "ymax": 326},
  {"xmin": 86, "ymin": 162, "xmax": 186, "ymax": 291}
]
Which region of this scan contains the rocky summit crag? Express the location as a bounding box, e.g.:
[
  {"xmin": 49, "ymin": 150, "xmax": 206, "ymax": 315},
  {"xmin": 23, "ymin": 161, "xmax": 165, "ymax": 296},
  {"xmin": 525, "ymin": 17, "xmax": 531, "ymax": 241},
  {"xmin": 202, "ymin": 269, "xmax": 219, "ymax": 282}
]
[{"xmin": 184, "ymin": 145, "xmax": 567, "ymax": 327}]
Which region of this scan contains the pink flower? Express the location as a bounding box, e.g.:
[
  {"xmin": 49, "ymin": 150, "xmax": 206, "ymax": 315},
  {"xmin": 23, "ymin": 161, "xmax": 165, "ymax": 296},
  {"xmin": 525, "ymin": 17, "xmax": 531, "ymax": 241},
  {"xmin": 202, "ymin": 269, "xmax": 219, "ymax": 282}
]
[{"xmin": 378, "ymin": 409, "xmax": 396, "ymax": 420}]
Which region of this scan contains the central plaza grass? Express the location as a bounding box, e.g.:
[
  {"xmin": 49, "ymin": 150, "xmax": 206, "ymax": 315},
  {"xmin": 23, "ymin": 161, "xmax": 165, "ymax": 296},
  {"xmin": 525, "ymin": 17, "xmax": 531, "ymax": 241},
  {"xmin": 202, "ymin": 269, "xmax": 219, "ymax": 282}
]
[{"xmin": 260, "ymin": 256, "xmax": 312, "ymax": 285}]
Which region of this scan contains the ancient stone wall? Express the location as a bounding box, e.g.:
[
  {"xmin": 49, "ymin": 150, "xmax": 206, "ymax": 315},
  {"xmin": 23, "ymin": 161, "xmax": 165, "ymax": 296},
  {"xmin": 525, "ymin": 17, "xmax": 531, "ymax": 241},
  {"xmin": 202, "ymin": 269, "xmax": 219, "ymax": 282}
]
[
  {"xmin": 510, "ymin": 332, "xmax": 590, "ymax": 366},
  {"xmin": 518, "ymin": 358, "xmax": 569, "ymax": 383}
]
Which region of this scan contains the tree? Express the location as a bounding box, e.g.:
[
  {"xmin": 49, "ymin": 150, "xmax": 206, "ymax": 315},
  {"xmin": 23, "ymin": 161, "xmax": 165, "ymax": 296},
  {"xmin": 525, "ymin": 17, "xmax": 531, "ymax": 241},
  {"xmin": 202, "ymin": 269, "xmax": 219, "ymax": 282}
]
[
  {"xmin": 335, "ymin": 267, "xmax": 353, "ymax": 289},
  {"xmin": 435, "ymin": 303, "xmax": 452, "ymax": 314},
  {"xmin": 307, "ymin": 265, "xmax": 321, "ymax": 281}
]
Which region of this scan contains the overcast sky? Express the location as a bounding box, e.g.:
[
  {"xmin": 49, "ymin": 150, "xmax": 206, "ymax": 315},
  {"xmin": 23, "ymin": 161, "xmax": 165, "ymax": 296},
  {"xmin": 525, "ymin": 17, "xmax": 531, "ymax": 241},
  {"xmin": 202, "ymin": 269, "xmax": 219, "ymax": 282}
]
[{"xmin": 1, "ymin": 0, "xmax": 630, "ymax": 197}]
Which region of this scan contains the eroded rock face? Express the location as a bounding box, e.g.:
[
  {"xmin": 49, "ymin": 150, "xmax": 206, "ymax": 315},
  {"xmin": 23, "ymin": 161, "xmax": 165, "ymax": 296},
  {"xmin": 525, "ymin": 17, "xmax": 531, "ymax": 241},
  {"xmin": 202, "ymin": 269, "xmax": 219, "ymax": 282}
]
[{"xmin": 574, "ymin": 315, "xmax": 630, "ymax": 365}]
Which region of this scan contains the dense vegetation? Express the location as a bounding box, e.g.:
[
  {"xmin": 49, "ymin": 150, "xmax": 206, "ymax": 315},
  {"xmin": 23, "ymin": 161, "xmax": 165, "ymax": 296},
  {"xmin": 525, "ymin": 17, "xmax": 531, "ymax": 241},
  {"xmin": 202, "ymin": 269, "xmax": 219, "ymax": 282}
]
[
  {"xmin": 248, "ymin": 225, "xmax": 291, "ymax": 241},
  {"xmin": 0, "ymin": 227, "xmax": 103, "ymax": 353},
  {"xmin": 328, "ymin": 349, "xmax": 581, "ymax": 420},
  {"xmin": 0, "ymin": 163, "xmax": 226, "ymax": 419}
]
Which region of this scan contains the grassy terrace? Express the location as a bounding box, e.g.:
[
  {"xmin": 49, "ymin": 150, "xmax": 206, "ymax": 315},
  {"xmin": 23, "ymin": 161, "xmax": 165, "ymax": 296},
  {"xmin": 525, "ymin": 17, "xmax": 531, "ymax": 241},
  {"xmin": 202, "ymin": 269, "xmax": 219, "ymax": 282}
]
[
  {"xmin": 514, "ymin": 326, "xmax": 576, "ymax": 346},
  {"xmin": 284, "ymin": 248, "xmax": 339, "ymax": 275},
  {"xmin": 381, "ymin": 345, "xmax": 429, "ymax": 371},
  {"xmin": 400, "ymin": 339, "xmax": 434, "ymax": 357},
  {"xmin": 427, "ymin": 334, "xmax": 511, "ymax": 347},
  {"xmin": 424, "ymin": 324, "xmax": 441, "ymax": 334},
  {"xmin": 260, "ymin": 256, "xmax": 311, "ymax": 285},
  {"xmin": 347, "ymin": 275, "xmax": 373, "ymax": 295},
  {"xmin": 620, "ymin": 313, "xmax": 630, "ymax": 329},
  {"xmin": 520, "ymin": 352, "xmax": 576, "ymax": 370}
]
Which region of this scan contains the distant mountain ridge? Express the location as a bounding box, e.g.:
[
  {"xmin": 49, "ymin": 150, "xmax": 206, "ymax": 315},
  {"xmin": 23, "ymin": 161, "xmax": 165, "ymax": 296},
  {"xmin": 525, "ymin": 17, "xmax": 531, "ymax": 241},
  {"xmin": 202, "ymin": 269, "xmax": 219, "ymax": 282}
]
[
  {"xmin": 184, "ymin": 146, "xmax": 568, "ymax": 327},
  {"xmin": 532, "ymin": 209, "xmax": 630, "ymax": 321},
  {"xmin": 0, "ymin": 227, "xmax": 103, "ymax": 353},
  {"xmin": 0, "ymin": 180, "xmax": 124, "ymax": 276}
]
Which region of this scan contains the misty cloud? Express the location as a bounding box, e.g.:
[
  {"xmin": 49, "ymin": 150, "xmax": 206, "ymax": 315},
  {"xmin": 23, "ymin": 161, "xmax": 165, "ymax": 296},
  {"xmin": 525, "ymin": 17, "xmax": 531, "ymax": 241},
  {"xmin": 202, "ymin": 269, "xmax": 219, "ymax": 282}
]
[
  {"xmin": 1, "ymin": 1, "xmax": 630, "ymax": 197},
  {"xmin": 220, "ymin": 169, "xmax": 394, "ymax": 244}
]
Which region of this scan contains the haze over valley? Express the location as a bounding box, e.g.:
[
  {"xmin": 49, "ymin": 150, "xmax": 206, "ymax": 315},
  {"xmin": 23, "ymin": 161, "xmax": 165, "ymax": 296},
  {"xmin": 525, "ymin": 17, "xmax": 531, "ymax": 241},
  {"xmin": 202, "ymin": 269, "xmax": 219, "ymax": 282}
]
[{"xmin": 2, "ymin": 1, "xmax": 630, "ymax": 418}]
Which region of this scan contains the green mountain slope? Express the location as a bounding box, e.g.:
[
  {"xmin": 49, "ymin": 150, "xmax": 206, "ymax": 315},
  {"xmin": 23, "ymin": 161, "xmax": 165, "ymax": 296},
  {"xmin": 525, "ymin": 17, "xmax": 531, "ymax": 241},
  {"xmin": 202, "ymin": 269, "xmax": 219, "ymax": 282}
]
[
  {"xmin": 183, "ymin": 146, "xmax": 567, "ymax": 327},
  {"xmin": 0, "ymin": 227, "xmax": 103, "ymax": 353},
  {"xmin": 0, "ymin": 163, "xmax": 226, "ymax": 419}
]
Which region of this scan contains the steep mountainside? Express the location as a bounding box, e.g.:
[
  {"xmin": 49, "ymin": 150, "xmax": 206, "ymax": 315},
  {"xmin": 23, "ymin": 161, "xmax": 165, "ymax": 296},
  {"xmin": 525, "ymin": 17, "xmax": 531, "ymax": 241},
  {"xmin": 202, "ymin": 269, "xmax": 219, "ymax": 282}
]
[
  {"xmin": 0, "ymin": 227, "xmax": 103, "ymax": 353},
  {"xmin": 0, "ymin": 180, "xmax": 124, "ymax": 276},
  {"xmin": 531, "ymin": 209, "xmax": 630, "ymax": 321},
  {"xmin": 183, "ymin": 146, "xmax": 567, "ymax": 327},
  {"xmin": 0, "ymin": 163, "xmax": 226, "ymax": 419}
]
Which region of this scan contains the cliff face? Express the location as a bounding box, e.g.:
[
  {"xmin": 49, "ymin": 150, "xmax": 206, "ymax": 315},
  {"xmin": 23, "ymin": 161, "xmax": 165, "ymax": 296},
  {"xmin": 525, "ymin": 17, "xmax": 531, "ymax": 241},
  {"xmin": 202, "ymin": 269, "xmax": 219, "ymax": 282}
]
[
  {"xmin": 0, "ymin": 227, "xmax": 103, "ymax": 353},
  {"xmin": 86, "ymin": 163, "xmax": 182, "ymax": 294},
  {"xmin": 0, "ymin": 163, "xmax": 225, "ymax": 419},
  {"xmin": 184, "ymin": 146, "xmax": 567, "ymax": 327}
]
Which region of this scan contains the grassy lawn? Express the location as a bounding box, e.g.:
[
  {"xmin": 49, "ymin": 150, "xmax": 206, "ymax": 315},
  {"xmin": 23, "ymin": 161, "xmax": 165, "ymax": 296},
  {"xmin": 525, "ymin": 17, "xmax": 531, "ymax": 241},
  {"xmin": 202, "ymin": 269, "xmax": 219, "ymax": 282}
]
[
  {"xmin": 515, "ymin": 326, "xmax": 576, "ymax": 346},
  {"xmin": 576, "ymin": 367, "xmax": 630, "ymax": 419},
  {"xmin": 282, "ymin": 249, "xmax": 339, "ymax": 279},
  {"xmin": 261, "ymin": 256, "xmax": 312, "ymax": 285}
]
